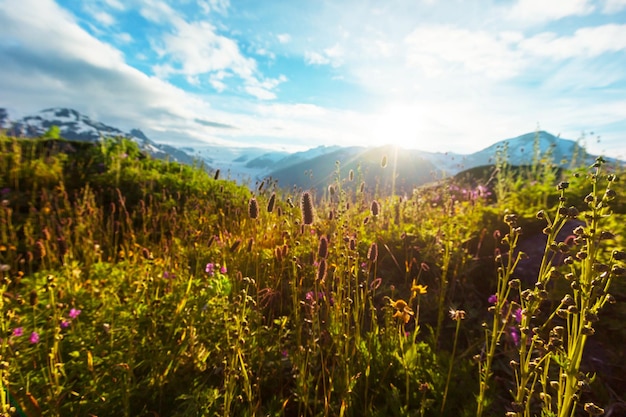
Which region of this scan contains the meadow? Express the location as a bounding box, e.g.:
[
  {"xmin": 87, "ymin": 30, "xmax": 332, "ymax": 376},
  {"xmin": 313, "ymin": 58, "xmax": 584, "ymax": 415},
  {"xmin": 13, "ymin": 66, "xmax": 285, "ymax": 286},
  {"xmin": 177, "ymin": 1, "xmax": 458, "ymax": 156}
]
[{"xmin": 0, "ymin": 133, "xmax": 624, "ymax": 417}]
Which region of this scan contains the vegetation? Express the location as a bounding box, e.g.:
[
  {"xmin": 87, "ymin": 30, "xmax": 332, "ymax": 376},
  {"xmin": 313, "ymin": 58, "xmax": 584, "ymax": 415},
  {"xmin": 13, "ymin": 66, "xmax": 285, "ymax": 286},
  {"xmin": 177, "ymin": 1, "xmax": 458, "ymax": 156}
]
[{"xmin": 0, "ymin": 133, "xmax": 624, "ymax": 416}]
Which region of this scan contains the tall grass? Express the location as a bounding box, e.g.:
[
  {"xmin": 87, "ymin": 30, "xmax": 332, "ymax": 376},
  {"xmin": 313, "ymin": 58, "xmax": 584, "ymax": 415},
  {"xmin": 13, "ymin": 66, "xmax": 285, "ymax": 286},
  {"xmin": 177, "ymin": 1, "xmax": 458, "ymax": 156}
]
[{"xmin": 0, "ymin": 134, "xmax": 624, "ymax": 416}]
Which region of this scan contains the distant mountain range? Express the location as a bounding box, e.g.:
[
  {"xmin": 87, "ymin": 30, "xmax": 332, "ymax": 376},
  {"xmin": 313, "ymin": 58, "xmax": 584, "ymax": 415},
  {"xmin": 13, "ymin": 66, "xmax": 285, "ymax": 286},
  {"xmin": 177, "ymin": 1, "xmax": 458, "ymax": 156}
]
[
  {"xmin": 1, "ymin": 107, "xmax": 616, "ymax": 192},
  {"xmin": 0, "ymin": 107, "xmax": 197, "ymax": 165}
]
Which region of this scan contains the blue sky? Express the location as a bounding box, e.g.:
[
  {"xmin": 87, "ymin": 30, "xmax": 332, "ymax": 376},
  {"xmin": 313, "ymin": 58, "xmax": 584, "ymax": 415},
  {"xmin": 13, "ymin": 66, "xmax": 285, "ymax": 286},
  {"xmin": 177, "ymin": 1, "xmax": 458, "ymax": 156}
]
[{"xmin": 1, "ymin": 0, "xmax": 625, "ymax": 156}]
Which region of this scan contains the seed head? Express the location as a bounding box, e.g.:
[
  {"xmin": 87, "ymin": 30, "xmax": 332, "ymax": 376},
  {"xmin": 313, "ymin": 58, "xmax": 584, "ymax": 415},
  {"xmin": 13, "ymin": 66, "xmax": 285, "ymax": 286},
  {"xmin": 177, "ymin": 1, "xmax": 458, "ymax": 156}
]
[
  {"xmin": 367, "ymin": 242, "xmax": 378, "ymax": 262},
  {"xmin": 248, "ymin": 197, "xmax": 259, "ymax": 219},
  {"xmin": 301, "ymin": 191, "xmax": 314, "ymax": 225},
  {"xmin": 317, "ymin": 259, "xmax": 327, "ymax": 282},
  {"xmin": 370, "ymin": 200, "xmax": 380, "ymax": 217},
  {"xmin": 583, "ymin": 403, "xmax": 604, "ymax": 416},
  {"xmin": 317, "ymin": 236, "xmax": 329, "ymax": 259},
  {"xmin": 267, "ymin": 192, "xmax": 276, "ymax": 213}
]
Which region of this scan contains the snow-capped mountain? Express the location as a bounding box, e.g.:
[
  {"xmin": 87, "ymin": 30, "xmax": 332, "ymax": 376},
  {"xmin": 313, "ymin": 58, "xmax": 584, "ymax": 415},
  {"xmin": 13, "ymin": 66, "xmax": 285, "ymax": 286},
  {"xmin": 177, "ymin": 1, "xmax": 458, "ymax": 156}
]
[
  {"xmin": 1, "ymin": 107, "xmax": 197, "ymax": 165},
  {"xmin": 1, "ymin": 107, "xmax": 620, "ymax": 191}
]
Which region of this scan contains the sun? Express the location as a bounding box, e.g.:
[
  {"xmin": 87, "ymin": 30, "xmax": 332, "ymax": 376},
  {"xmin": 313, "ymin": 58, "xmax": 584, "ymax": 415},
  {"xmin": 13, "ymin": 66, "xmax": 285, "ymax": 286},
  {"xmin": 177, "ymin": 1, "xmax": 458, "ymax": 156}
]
[{"xmin": 369, "ymin": 104, "xmax": 425, "ymax": 149}]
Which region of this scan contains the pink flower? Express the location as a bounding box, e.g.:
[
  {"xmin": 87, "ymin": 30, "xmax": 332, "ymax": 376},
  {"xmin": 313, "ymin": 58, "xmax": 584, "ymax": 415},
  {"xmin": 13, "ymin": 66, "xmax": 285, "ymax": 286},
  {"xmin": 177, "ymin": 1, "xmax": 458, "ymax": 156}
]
[
  {"xmin": 205, "ymin": 263, "xmax": 215, "ymax": 276},
  {"xmin": 12, "ymin": 327, "xmax": 23, "ymax": 337},
  {"xmin": 29, "ymin": 332, "xmax": 39, "ymax": 344},
  {"xmin": 220, "ymin": 265, "xmax": 227, "ymax": 274},
  {"xmin": 69, "ymin": 308, "xmax": 82, "ymax": 319},
  {"xmin": 61, "ymin": 320, "xmax": 70, "ymax": 329},
  {"xmin": 488, "ymin": 294, "xmax": 497, "ymax": 304},
  {"xmin": 510, "ymin": 327, "xmax": 520, "ymax": 346}
]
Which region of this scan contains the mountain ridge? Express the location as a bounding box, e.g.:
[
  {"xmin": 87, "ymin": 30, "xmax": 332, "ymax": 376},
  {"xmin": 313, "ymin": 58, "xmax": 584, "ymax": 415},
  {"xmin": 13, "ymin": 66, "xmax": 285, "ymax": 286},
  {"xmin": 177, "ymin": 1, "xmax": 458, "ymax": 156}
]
[{"xmin": 1, "ymin": 107, "xmax": 619, "ymax": 191}]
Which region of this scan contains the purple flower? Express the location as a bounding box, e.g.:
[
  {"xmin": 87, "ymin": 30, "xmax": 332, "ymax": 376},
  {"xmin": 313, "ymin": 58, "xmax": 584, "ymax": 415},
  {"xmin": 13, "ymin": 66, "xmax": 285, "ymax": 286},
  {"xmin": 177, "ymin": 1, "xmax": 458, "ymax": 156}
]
[
  {"xmin": 510, "ymin": 327, "xmax": 520, "ymax": 346},
  {"xmin": 69, "ymin": 308, "xmax": 82, "ymax": 319},
  {"xmin": 12, "ymin": 327, "xmax": 23, "ymax": 337},
  {"xmin": 514, "ymin": 308, "xmax": 522, "ymax": 324},
  {"xmin": 205, "ymin": 263, "xmax": 215, "ymax": 276},
  {"xmin": 488, "ymin": 294, "xmax": 497, "ymax": 304},
  {"xmin": 61, "ymin": 320, "xmax": 70, "ymax": 329},
  {"xmin": 29, "ymin": 332, "xmax": 40, "ymax": 344}
]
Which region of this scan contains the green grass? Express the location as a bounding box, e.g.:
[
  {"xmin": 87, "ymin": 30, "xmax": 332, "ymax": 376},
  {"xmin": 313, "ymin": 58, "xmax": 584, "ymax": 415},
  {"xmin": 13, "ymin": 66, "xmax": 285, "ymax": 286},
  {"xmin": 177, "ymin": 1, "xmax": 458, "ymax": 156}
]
[{"xmin": 0, "ymin": 134, "xmax": 624, "ymax": 417}]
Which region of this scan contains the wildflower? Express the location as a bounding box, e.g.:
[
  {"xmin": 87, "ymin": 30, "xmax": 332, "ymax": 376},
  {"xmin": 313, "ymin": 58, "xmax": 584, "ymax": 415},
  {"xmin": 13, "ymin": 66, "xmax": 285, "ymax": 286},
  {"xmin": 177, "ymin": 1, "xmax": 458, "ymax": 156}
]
[
  {"xmin": 29, "ymin": 332, "xmax": 40, "ymax": 344},
  {"xmin": 370, "ymin": 277, "xmax": 383, "ymax": 290},
  {"xmin": 317, "ymin": 259, "xmax": 328, "ymax": 282},
  {"xmin": 513, "ymin": 308, "xmax": 522, "ymax": 324},
  {"xmin": 69, "ymin": 308, "xmax": 82, "ymax": 319},
  {"xmin": 305, "ymin": 291, "xmax": 327, "ymax": 303},
  {"xmin": 248, "ymin": 197, "xmax": 259, "ymax": 219},
  {"xmin": 584, "ymin": 403, "xmax": 604, "ymax": 416},
  {"xmin": 267, "ymin": 192, "xmax": 276, "ymax": 213},
  {"xmin": 488, "ymin": 294, "xmax": 497, "ymax": 304},
  {"xmin": 370, "ymin": 200, "xmax": 380, "ymax": 216},
  {"xmin": 367, "ymin": 242, "xmax": 378, "ymax": 262},
  {"xmin": 61, "ymin": 320, "xmax": 70, "ymax": 329},
  {"xmin": 510, "ymin": 327, "xmax": 520, "ymax": 346},
  {"xmin": 449, "ymin": 308, "xmax": 466, "ymax": 321},
  {"xmin": 205, "ymin": 263, "xmax": 215, "ymax": 276},
  {"xmin": 391, "ymin": 298, "xmax": 414, "ymax": 324},
  {"xmin": 411, "ymin": 284, "xmax": 428, "ymax": 295},
  {"xmin": 317, "ymin": 236, "xmax": 329, "ymax": 259},
  {"xmin": 220, "ymin": 265, "xmax": 227, "ymax": 274},
  {"xmin": 301, "ymin": 191, "xmax": 315, "ymax": 225},
  {"xmin": 12, "ymin": 327, "xmax": 23, "ymax": 337}
]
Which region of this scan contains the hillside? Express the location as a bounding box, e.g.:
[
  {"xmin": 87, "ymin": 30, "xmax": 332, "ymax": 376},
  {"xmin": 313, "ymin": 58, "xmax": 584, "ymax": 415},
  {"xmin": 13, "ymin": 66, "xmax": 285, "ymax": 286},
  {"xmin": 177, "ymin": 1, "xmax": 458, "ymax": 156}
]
[
  {"xmin": 0, "ymin": 134, "xmax": 625, "ymax": 416},
  {"xmin": 2, "ymin": 108, "xmax": 622, "ymax": 193}
]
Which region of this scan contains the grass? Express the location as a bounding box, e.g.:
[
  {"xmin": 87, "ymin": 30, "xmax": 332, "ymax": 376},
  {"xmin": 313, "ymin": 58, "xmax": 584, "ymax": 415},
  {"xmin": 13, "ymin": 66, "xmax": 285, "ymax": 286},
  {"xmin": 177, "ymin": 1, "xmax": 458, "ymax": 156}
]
[{"xmin": 0, "ymin": 133, "xmax": 624, "ymax": 416}]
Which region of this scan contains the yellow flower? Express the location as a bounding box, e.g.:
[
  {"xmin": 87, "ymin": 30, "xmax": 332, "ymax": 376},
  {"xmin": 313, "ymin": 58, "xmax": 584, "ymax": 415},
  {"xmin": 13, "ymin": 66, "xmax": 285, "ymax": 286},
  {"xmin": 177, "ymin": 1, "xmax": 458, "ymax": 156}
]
[
  {"xmin": 411, "ymin": 284, "xmax": 428, "ymax": 295},
  {"xmin": 391, "ymin": 299, "xmax": 408, "ymax": 310},
  {"xmin": 391, "ymin": 298, "xmax": 414, "ymax": 324}
]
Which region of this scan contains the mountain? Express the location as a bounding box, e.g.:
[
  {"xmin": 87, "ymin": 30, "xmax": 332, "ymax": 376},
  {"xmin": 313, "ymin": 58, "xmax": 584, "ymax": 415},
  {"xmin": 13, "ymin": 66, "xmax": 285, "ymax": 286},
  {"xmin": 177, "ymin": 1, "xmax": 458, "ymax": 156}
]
[
  {"xmin": 264, "ymin": 145, "xmax": 441, "ymax": 195},
  {"xmin": 263, "ymin": 131, "xmax": 608, "ymax": 191},
  {"xmin": 1, "ymin": 107, "xmax": 619, "ymax": 192},
  {"xmin": 1, "ymin": 107, "xmax": 198, "ymax": 165}
]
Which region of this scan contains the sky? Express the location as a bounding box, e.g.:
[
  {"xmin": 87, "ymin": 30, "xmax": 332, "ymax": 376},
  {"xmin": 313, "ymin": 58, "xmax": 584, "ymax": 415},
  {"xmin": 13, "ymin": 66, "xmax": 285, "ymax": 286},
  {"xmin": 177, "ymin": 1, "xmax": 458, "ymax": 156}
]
[{"xmin": 1, "ymin": 0, "xmax": 625, "ymax": 156}]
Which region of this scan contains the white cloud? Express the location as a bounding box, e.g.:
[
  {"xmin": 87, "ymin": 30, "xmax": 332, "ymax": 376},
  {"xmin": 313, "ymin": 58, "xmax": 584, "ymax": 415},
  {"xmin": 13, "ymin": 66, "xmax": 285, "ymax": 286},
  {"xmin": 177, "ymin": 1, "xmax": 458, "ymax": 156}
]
[
  {"xmin": 158, "ymin": 20, "xmax": 256, "ymax": 78},
  {"xmin": 244, "ymin": 86, "xmax": 276, "ymax": 100},
  {"xmin": 138, "ymin": 0, "xmax": 177, "ymax": 24},
  {"xmin": 508, "ymin": 0, "xmax": 595, "ymax": 23},
  {"xmin": 304, "ymin": 44, "xmax": 344, "ymax": 67},
  {"xmin": 104, "ymin": 0, "xmax": 125, "ymax": 10},
  {"xmin": 404, "ymin": 26, "xmax": 524, "ymax": 80},
  {"xmin": 114, "ymin": 32, "xmax": 133, "ymax": 44},
  {"xmin": 520, "ymin": 24, "xmax": 626, "ymax": 59},
  {"xmin": 154, "ymin": 19, "xmax": 285, "ymax": 98},
  {"xmin": 93, "ymin": 11, "xmax": 115, "ymax": 26},
  {"xmin": 277, "ymin": 33, "xmax": 291, "ymax": 44},
  {"xmin": 198, "ymin": 0, "xmax": 230, "ymax": 15},
  {"xmin": 304, "ymin": 51, "xmax": 331, "ymax": 65},
  {"xmin": 603, "ymin": 0, "xmax": 626, "ymax": 13}
]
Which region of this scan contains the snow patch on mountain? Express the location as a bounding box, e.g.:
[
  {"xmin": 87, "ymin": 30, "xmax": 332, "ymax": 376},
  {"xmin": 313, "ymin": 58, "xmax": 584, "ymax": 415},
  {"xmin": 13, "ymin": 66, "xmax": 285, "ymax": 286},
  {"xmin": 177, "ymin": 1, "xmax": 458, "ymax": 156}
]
[{"xmin": 1, "ymin": 107, "xmax": 196, "ymax": 165}]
